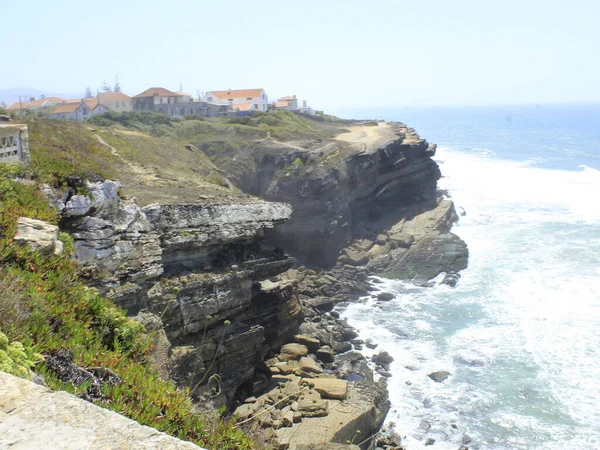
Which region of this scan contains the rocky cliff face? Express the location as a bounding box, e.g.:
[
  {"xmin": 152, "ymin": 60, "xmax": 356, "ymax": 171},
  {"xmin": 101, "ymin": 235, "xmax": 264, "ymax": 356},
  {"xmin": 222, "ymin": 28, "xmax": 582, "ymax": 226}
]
[
  {"xmin": 56, "ymin": 180, "xmax": 301, "ymax": 404},
  {"xmin": 204, "ymin": 121, "xmax": 466, "ymax": 282},
  {"xmin": 270, "ymin": 139, "xmax": 440, "ymax": 268}
]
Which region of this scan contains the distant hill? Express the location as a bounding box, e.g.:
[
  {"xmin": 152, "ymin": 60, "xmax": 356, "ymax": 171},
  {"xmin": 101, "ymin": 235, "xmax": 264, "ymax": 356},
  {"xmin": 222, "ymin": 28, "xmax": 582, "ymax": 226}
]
[{"xmin": 0, "ymin": 87, "xmax": 84, "ymax": 106}]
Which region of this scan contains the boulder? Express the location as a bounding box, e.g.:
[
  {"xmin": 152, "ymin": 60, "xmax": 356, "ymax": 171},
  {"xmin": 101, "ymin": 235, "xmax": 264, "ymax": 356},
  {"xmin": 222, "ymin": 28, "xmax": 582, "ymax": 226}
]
[
  {"xmin": 13, "ymin": 217, "xmax": 62, "ymax": 255},
  {"xmin": 388, "ymin": 232, "xmax": 414, "ymax": 248},
  {"xmin": 340, "ymin": 249, "xmax": 369, "ymax": 266},
  {"xmin": 428, "ymin": 371, "xmax": 451, "ymax": 383},
  {"xmin": 373, "ymin": 351, "xmax": 395, "ymax": 365},
  {"xmin": 294, "ymin": 334, "xmax": 321, "ymax": 352},
  {"xmin": 302, "ymin": 378, "xmax": 348, "ymax": 400},
  {"xmin": 315, "ymin": 346, "xmax": 335, "ymax": 363},
  {"xmin": 297, "ymin": 389, "xmax": 328, "ymax": 417},
  {"xmin": 376, "ymin": 234, "xmax": 388, "ymax": 245},
  {"xmin": 376, "ymin": 292, "xmax": 395, "ymax": 301},
  {"xmin": 280, "ymin": 343, "xmax": 309, "ymax": 359},
  {"xmin": 298, "ymin": 356, "xmax": 323, "ymax": 374}
]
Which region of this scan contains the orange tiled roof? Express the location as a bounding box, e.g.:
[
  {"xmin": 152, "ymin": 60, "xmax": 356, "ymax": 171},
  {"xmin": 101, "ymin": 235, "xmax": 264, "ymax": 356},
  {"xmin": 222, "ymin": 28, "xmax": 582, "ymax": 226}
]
[
  {"xmin": 65, "ymin": 97, "xmax": 94, "ymax": 104},
  {"xmin": 275, "ymin": 101, "xmax": 289, "ymax": 108},
  {"xmin": 277, "ymin": 96, "xmax": 296, "ymax": 101},
  {"xmin": 6, "ymin": 97, "xmax": 64, "ymax": 111},
  {"xmin": 210, "ymin": 89, "xmax": 264, "ymax": 100},
  {"xmin": 98, "ymin": 92, "xmax": 131, "ymax": 101},
  {"xmin": 233, "ymin": 103, "xmax": 253, "ymax": 112},
  {"xmin": 133, "ymin": 87, "xmax": 182, "ymax": 98},
  {"xmin": 85, "ymin": 100, "xmax": 102, "ymax": 110},
  {"xmin": 52, "ymin": 103, "xmax": 83, "ymax": 114}
]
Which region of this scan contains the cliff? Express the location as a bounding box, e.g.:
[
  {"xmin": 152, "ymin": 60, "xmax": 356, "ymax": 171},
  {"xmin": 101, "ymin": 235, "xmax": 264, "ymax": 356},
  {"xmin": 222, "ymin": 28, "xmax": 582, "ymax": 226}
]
[
  {"xmin": 1, "ymin": 112, "xmax": 468, "ymax": 449},
  {"xmin": 57, "ymin": 179, "xmax": 301, "ymax": 405}
]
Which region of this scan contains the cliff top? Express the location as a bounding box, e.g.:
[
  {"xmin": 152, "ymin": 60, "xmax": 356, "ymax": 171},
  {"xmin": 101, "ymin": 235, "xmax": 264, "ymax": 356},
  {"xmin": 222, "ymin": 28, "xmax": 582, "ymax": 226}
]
[{"xmin": 26, "ymin": 119, "xmax": 255, "ymax": 206}]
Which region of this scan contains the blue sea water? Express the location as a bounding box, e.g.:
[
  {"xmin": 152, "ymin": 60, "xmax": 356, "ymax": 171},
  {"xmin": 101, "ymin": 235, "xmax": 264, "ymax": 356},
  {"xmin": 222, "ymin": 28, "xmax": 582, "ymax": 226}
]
[{"xmin": 334, "ymin": 104, "xmax": 600, "ymax": 449}]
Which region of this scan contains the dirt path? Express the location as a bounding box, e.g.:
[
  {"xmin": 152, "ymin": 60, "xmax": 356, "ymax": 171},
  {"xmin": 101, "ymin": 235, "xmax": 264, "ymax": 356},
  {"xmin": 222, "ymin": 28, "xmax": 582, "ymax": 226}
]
[
  {"xmin": 94, "ymin": 133, "xmax": 161, "ymax": 183},
  {"xmin": 334, "ymin": 122, "xmax": 399, "ymax": 152}
]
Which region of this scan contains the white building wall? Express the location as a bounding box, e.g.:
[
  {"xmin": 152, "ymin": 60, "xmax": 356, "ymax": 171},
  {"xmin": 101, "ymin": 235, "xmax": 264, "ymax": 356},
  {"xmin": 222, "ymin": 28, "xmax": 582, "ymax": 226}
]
[{"xmin": 203, "ymin": 91, "xmax": 268, "ymax": 111}]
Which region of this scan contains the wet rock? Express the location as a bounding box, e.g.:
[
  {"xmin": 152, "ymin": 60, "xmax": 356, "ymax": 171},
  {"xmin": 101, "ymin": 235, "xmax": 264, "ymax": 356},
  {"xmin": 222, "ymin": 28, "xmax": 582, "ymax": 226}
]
[
  {"xmin": 441, "ymin": 272, "xmax": 461, "ymax": 287},
  {"xmin": 333, "ymin": 342, "xmax": 352, "ymax": 354},
  {"xmin": 377, "ymin": 292, "xmax": 395, "ymax": 301},
  {"xmin": 419, "ymin": 419, "xmax": 431, "ymax": 430},
  {"xmin": 365, "ymin": 339, "xmax": 378, "ymax": 349},
  {"xmin": 462, "ymin": 435, "xmax": 472, "ymax": 444},
  {"xmin": 373, "ymin": 351, "xmax": 395, "ymax": 365},
  {"xmin": 428, "ymin": 371, "xmax": 451, "ymax": 383},
  {"xmin": 389, "ymin": 326, "xmax": 409, "ymax": 338},
  {"xmin": 425, "ymin": 437, "xmax": 436, "ymax": 445}
]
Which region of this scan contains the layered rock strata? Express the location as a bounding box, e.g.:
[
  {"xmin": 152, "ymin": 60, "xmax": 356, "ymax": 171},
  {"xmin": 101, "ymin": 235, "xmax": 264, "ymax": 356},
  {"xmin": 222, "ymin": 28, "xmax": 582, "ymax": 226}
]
[{"xmin": 55, "ymin": 180, "xmax": 301, "ymax": 404}]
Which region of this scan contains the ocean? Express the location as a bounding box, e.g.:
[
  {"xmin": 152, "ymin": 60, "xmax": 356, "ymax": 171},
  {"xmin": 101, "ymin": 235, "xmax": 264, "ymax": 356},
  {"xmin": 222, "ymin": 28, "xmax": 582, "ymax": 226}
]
[{"xmin": 333, "ymin": 104, "xmax": 600, "ymax": 449}]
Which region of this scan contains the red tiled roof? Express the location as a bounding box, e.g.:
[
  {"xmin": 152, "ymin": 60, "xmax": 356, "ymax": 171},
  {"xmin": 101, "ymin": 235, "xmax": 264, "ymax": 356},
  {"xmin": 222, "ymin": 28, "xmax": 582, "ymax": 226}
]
[
  {"xmin": 133, "ymin": 87, "xmax": 182, "ymax": 98},
  {"xmin": 210, "ymin": 89, "xmax": 264, "ymax": 100}
]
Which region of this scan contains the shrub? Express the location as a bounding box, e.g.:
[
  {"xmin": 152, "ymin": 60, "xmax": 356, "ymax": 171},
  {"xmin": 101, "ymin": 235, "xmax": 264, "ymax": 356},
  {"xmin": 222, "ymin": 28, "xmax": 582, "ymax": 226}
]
[{"xmin": 0, "ymin": 330, "xmax": 42, "ymax": 379}]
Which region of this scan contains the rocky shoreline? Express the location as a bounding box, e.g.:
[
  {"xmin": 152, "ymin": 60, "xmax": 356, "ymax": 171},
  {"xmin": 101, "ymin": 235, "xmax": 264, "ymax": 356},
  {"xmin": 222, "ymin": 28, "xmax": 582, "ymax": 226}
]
[{"xmin": 25, "ymin": 118, "xmax": 469, "ymax": 449}]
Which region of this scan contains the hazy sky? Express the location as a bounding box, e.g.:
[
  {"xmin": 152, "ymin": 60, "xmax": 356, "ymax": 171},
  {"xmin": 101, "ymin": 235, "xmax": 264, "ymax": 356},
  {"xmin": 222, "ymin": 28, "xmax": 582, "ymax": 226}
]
[{"xmin": 1, "ymin": 0, "xmax": 598, "ymax": 109}]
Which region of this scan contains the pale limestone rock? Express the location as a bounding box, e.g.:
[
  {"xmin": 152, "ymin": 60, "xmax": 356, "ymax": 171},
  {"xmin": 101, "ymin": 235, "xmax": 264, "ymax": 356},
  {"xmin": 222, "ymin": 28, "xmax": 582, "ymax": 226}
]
[
  {"xmin": 280, "ymin": 343, "xmax": 309, "ymax": 359},
  {"xmin": 298, "ymin": 357, "xmax": 323, "ymax": 374},
  {"xmin": 0, "ymin": 371, "xmax": 202, "ymax": 449},
  {"xmin": 302, "ymin": 378, "xmax": 348, "ymax": 400},
  {"xmin": 13, "ymin": 217, "xmax": 60, "ymax": 255}
]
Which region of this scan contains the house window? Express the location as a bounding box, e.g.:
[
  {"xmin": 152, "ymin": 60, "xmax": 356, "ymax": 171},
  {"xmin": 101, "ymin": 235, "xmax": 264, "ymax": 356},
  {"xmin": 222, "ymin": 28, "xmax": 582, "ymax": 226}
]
[
  {"xmin": 254, "ymin": 104, "xmax": 258, "ymax": 109},
  {"xmin": 122, "ymin": 102, "xmax": 126, "ymax": 107},
  {"xmin": 116, "ymin": 102, "xmax": 120, "ymax": 108},
  {"xmin": 228, "ymin": 98, "xmax": 233, "ymax": 102},
  {"xmin": 207, "ymin": 96, "xmax": 213, "ymax": 102},
  {"xmin": 246, "ymin": 97, "xmax": 252, "ymax": 100}
]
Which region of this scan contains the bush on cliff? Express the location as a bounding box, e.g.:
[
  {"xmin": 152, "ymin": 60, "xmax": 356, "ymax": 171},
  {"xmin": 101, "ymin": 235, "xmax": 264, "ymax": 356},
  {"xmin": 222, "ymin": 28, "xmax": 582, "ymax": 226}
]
[{"xmin": 0, "ymin": 165, "xmax": 256, "ymax": 449}]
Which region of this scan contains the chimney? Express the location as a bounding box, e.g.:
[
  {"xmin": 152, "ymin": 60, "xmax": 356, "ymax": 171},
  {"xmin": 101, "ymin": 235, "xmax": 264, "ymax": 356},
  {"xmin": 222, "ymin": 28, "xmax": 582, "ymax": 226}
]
[
  {"xmin": 227, "ymin": 89, "xmax": 231, "ymax": 95},
  {"xmin": 303, "ymin": 100, "xmax": 307, "ymax": 108},
  {"xmin": 293, "ymin": 95, "xmax": 296, "ymax": 98}
]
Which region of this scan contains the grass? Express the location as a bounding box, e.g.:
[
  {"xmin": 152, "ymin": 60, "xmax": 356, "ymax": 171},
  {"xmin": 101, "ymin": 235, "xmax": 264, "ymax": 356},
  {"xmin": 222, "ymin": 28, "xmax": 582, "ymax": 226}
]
[{"xmin": 0, "ymin": 162, "xmax": 256, "ymax": 449}]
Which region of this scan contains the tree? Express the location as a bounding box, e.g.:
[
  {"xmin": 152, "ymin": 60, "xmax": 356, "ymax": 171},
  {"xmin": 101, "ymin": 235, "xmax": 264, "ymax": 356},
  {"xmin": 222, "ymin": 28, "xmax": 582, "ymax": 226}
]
[
  {"xmin": 101, "ymin": 79, "xmax": 112, "ymax": 93},
  {"xmin": 85, "ymin": 86, "xmax": 93, "ymax": 98},
  {"xmin": 114, "ymin": 76, "xmax": 121, "ymax": 93}
]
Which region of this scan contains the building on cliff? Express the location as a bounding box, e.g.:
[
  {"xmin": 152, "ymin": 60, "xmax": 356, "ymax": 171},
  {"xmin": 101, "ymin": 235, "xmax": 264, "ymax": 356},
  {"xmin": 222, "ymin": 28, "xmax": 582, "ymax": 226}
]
[
  {"xmin": 132, "ymin": 87, "xmax": 228, "ymax": 118},
  {"xmin": 273, "ymin": 95, "xmax": 315, "ymax": 115},
  {"xmin": 97, "ymin": 91, "xmax": 133, "ymax": 111},
  {"xmin": 50, "ymin": 100, "xmax": 108, "ymax": 121},
  {"xmin": 6, "ymin": 97, "xmax": 64, "ymax": 113},
  {"xmin": 202, "ymin": 88, "xmax": 268, "ymax": 112}
]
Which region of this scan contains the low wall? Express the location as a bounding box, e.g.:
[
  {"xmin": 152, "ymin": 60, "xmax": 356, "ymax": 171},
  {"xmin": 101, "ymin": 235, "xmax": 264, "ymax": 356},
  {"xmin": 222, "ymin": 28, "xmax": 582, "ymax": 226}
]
[{"xmin": 0, "ymin": 123, "xmax": 29, "ymax": 164}]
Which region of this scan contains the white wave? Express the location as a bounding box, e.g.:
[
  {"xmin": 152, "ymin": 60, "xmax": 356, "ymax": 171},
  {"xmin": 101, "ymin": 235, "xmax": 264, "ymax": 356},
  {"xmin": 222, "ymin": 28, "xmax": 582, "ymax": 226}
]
[{"xmin": 343, "ymin": 146, "xmax": 600, "ymax": 449}]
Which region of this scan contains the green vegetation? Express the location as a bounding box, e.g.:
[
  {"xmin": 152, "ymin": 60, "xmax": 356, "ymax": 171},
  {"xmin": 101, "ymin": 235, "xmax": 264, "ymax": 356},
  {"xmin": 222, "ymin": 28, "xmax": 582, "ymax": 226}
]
[
  {"xmin": 88, "ymin": 110, "xmax": 179, "ymax": 136},
  {"xmin": 0, "ymin": 330, "xmax": 42, "ymax": 379},
  {"xmin": 0, "ymin": 164, "xmax": 255, "ymax": 449}
]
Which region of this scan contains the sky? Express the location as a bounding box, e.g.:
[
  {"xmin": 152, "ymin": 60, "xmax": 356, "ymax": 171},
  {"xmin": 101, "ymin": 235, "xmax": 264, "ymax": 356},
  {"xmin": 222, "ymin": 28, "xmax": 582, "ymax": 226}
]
[{"xmin": 1, "ymin": 0, "xmax": 599, "ymax": 110}]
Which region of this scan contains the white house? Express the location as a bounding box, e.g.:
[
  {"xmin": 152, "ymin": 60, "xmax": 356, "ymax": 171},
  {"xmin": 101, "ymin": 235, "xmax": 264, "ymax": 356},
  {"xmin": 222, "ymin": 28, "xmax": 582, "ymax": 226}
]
[
  {"xmin": 50, "ymin": 100, "xmax": 108, "ymax": 121},
  {"xmin": 202, "ymin": 88, "xmax": 268, "ymax": 112}
]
